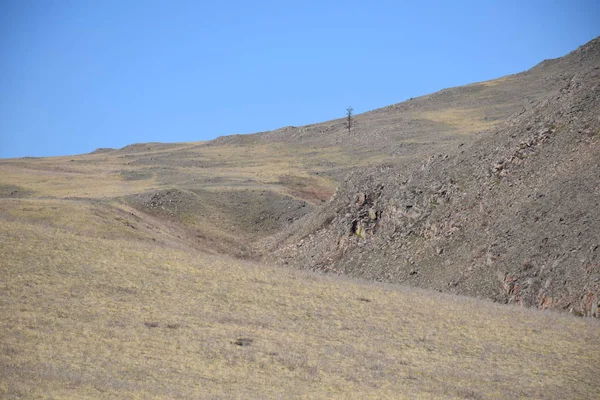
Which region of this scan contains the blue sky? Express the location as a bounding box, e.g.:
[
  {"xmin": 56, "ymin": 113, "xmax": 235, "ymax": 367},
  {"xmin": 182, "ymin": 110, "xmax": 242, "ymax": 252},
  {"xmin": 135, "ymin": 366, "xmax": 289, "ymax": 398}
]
[{"xmin": 1, "ymin": 1, "xmax": 599, "ymax": 158}]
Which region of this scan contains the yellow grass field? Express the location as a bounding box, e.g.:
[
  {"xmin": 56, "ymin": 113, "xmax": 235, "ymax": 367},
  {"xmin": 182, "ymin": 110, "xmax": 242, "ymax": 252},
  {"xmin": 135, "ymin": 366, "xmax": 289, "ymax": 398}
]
[
  {"xmin": 1, "ymin": 198, "xmax": 599, "ymax": 399},
  {"xmin": 0, "ymin": 142, "xmax": 343, "ymax": 202}
]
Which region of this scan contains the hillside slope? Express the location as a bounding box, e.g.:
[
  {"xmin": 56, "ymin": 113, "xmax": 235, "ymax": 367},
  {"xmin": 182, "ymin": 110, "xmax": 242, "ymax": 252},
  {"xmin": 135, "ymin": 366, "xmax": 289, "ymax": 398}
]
[
  {"xmin": 212, "ymin": 37, "xmax": 599, "ymax": 163},
  {"xmin": 2, "ymin": 197, "xmax": 599, "ymax": 398},
  {"xmin": 267, "ymin": 38, "xmax": 600, "ymax": 316}
]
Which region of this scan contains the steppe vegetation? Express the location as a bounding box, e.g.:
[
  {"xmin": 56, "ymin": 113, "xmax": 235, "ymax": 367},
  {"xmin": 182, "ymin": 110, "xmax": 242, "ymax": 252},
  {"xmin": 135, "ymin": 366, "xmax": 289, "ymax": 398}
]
[{"xmin": 1, "ymin": 199, "xmax": 598, "ymax": 399}]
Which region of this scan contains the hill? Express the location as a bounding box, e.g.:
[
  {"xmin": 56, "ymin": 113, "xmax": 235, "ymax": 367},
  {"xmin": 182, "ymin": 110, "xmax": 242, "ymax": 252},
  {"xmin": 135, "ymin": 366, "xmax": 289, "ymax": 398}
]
[
  {"xmin": 2, "ymin": 40, "xmax": 593, "ymax": 258},
  {"xmin": 267, "ymin": 37, "xmax": 600, "ymax": 317}
]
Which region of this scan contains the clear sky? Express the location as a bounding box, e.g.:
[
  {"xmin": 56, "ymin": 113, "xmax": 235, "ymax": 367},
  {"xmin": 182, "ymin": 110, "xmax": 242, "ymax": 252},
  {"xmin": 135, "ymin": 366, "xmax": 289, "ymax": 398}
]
[{"xmin": 1, "ymin": 1, "xmax": 599, "ymax": 158}]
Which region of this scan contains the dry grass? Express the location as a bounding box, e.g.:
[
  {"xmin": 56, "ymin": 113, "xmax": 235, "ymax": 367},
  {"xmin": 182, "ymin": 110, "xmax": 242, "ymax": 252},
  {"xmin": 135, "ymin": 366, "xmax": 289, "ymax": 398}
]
[
  {"xmin": 0, "ymin": 141, "xmax": 343, "ymax": 203},
  {"xmin": 0, "ymin": 141, "xmax": 346, "ymax": 263},
  {"xmin": 1, "ymin": 199, "xmax": 599, "ymax": 399},
  {"xmin": 476, "ymin": 76, "xmax": 514, "ymax": 88},
  {"xmin": 0, "ymin": 160, "xmax": 157, "ymax": 198},
  {"xmin": 412, "ymin": 108, "xmax": 497, "ymax": 133}
]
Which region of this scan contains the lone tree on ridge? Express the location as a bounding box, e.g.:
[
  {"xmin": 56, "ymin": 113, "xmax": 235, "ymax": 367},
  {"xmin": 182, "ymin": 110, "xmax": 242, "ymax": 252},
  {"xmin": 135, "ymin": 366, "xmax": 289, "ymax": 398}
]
[{"xmin": 346, "ymin": 106, "xmax": 356, "ymax": 133}]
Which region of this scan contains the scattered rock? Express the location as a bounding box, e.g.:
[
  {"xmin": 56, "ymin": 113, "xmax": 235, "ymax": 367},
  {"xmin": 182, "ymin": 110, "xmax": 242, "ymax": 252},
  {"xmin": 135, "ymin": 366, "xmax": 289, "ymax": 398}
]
[{"xmin": 233, "ymin": 338, "xmax": 253, "ymax": 346}]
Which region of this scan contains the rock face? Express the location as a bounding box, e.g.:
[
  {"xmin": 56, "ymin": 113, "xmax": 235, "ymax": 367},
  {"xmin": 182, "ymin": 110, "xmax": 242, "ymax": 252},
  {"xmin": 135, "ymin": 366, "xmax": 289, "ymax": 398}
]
[{"xmin": 267, "ymin": 38, "xmax": 600, "ymax": 317}]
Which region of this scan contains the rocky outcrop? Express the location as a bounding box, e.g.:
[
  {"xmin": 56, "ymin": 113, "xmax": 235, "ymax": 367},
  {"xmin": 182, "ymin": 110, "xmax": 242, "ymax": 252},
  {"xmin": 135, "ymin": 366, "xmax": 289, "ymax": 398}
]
[{"xmin": 267, "ymin": 51, "xmax": 600, "ymax": 317}]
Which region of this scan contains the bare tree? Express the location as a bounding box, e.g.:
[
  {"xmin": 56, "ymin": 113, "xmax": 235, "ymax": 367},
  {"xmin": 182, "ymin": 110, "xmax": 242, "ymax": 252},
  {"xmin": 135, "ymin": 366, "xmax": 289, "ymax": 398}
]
[{"xmin": 346, "ymin": 106, "xmax": 356, "ymax": 133}]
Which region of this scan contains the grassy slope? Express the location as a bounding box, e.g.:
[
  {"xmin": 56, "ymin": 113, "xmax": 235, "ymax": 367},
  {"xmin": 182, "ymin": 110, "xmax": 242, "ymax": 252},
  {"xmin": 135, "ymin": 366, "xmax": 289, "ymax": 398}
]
[
  {"xmin": 0, "ymin": 142, "xmax": 342, "ymax": 258},
  {"xmin": 1, "ymin": 198, "xmax": 599, "ymax": 399},
  {"xmin": 0, "ymin": 142, "xmax": 340, "ymax": 201}
]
